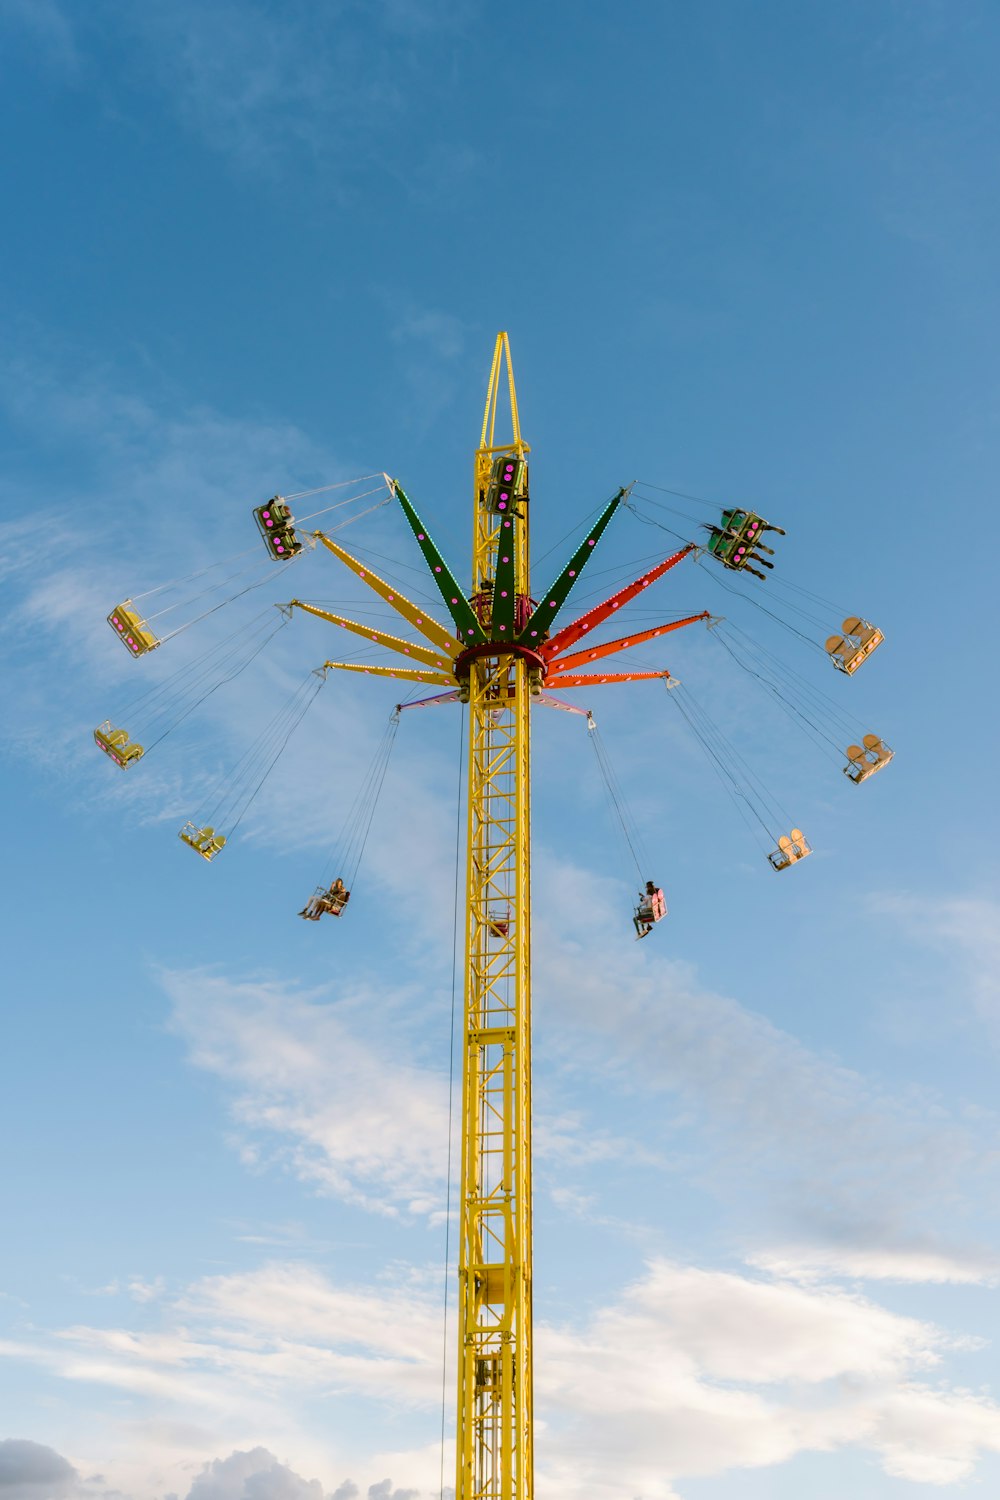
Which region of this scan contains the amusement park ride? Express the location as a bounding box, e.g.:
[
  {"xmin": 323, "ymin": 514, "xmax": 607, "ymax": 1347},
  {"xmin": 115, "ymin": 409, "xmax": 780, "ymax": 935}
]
[{"xmin": 95, "ymin": 334, "xmax": 889, "ymax": 1500}]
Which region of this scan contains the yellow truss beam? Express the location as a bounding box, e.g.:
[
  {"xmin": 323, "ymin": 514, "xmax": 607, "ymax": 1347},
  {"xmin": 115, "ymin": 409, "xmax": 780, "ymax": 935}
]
[
  {"xmin": 314, "ymin": 532, "xmax": 462, "ymax": 656},
  {"xmin": 320, "ymin": 660, "xmax": 454, "ymax": 686},
  {"xmin": 289, "ymin": 600, "xmax": 452, "ymax": 672}
]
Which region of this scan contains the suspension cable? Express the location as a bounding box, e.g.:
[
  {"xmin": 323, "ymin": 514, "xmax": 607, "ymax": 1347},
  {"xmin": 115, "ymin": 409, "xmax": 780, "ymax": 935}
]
[
  {"xmin": 586, "ymin": 718, "xmax": 649, "ymax": 881},
  {"xmin": 440, "ymin": 703, "xmax": 465, "ymax": 1500}
]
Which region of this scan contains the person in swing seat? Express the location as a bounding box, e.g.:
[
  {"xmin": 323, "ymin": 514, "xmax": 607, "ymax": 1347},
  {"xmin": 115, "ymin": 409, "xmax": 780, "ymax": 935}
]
[
  {"xmin": 299, "ymin": 877, "xmax": 350, "ymax": 921},
  {"xmin": 634, "ymin": 880, "xmax": 662, "ymax": 939}
]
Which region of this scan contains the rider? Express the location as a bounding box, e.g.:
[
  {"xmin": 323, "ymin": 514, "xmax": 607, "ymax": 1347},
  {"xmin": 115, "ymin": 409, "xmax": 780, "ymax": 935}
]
[
  {"xmin": 634, "ymin": 879, "xmax": 659, "ymax": 939},
  {"xmin": 299, "ymin": 877, "xmax": 350, "ymax": 921}
]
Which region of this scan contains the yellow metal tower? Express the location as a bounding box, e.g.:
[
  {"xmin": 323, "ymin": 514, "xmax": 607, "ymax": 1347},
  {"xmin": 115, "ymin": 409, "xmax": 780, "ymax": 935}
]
[
  {"xmin": 176, "ymin": 334, "xmax": 706, "ymax": 1498},
  {"xmin": 456, "ymin": 333, "xmax": 534, "ymax": 1500}
]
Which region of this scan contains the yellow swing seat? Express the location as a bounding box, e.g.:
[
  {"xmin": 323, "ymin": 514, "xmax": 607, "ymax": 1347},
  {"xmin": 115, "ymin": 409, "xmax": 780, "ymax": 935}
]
[
  {"xmin": 107, "ymin": 602, "xmax": 160, "ymax": 657},
  {"xmin": 93, "ymin": 721, "xmax": 144, "ymax": 768},
  {"xmin": 179, "ymin": 822, "xmax": 227, "ymax": 860},
  {"xmin": 768, "ymin": 829, "xmax": 812, "ymax": 871},
  {"xmin": 844, "ymin": 734, "xmax": 893, "ymax": 785},
  {"xmin": 825, "ymin": 617, "xmax": 883, "ymax": 675}
]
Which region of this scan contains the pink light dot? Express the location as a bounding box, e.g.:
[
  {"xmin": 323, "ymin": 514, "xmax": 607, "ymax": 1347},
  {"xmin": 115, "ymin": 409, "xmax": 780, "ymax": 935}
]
[
  {"xmin": 549, "ymin": 600, "xmax": 556, "ymax": 607},
  {"xmin": 467, "ymin": 628, "xmax": 475, "ymax": 635},
  {"xmin": 501, "ymin": 590, "xmax": 508, "ymax": 597},
  {"xmin": 404, "ymin": 648, "xmax": 411, "ymax": 654},
  {"xmin": 568, "ymin": 569, "xmax": 576, "ymax": 577},
  {"xmin": 451, "ymin": 596, "xmax": 458, "ymax": 603},
  {"xmin": 387, "ymin": 594, "xmax": 394, "ymax": 601},
  {"xmin": 499, "ymin": 624, "xmax": 507, "ymax": 631},
  {"xmin": 435, "ymin": 565, "xmax": 442, "ymax": 573},
  {"xmin": 371, "ymin": 633, "xmax": 378, "ymax": 640},
  {"xmin": 416, "ymin": 616, "xmax": 423, "ymax": 624},
  {"xmin": 530, "ymin": 630, "xmax": 537, "ymax": 637},
  {"xmin": 503, "ymin": 520, "xmax": 511, "ymax": 528},
  {"xmin": 418, "ymin": 533, "xmax": 425, "ymax": 541},
  {"xmin": 502, "ymin": 555, "xmax": 509, "ymax": 564},
  {"xmin": 588, "ymin": 538, "xmax": 596, "ymax": 546},
  {"xmin": 359, "ymin": 570, "xmax": 366, "ymax": 578}
]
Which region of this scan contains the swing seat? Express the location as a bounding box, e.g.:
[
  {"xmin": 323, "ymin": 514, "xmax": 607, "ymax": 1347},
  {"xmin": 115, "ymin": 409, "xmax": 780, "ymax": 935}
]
[
  {"xmin": 635, "ymin": 888, "xmax": 667, "ymax": 923},
  {"xmin": 844, "ymin": 734, "xmax": 893, "ymax": 784},
  {"xmin": 93, "ymin": 721, "xmax": 144, "ymax": 768},
  {"xmin": 179, "ymin": 822, "xmax": 227, "ymax": 860},
  {"xmin": 484, "ymin": 454, "xmax": 527, "ymax": 515},
  {"xmin": 768, "ymin": 829, "xmax": 811, "ymax": 871},
  {"xmin": 825, "ymin": 617, "xmax": 883, "ymax": 674},
  {"xmin": 301, "ymin": 884, "xmax": 349, "ymax": 919},
  {"xmin": 487, "ymin": 913, "xmax": 510, "ymax": 938},
  {"xmin": 634, "ymin": 887, "xmax": 666, "ymax": 937},
  {"xmin": 253, "ymin": 498, "xmax": 303, "ymax": 561},
  {"xmin": 706, "ymin": 510, "xmax": 776, "ymax": 571},
  {"xmin": 107, "ymin": 603, "xmax": 159, "ymax": 657}
]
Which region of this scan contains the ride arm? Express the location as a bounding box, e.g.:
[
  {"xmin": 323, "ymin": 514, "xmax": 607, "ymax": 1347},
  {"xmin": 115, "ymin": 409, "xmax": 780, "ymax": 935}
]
[
  {"xmin": 516, "ymin": 490, "xmax": 626, "ymax": 644},
  {"xmin": 321, "ymin": 660, "xmax": 456, "ymax": 686},
  {"xmin": 540, "ymin": 544, "xmax": 695, "ymax": 659},
  {"xmin": 547, "ymin": 670, "xmax": 673, "ymax": 687},
  {"xmin": 288, "ymin": 601, "xmax": 453, "ymax": 672},
  {"xmin": 547, "ymin": 611, "xmax": 710, "ymax": 675},
  {"xmin": 392, "ymin": 481, "xmax": 487, "ymax": 646},
  {"xmin": 314, "ymin": 533, "xmax": 462, "ymax": 655}
]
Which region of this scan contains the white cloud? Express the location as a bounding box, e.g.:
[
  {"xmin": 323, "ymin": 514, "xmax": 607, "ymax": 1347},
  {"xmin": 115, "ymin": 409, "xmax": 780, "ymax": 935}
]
[
  {"xmin": 5, "ymin": 1255, "xmax": 1000, "ymax": 1496},
  {"xmin": 749, "ymin": 1242, "xmax": 1000, "ymax": 1286},
  {"xmin": 533, "ymin": 1258, "xmax": 1000, "ymax": 1498},
  {"xmin": 533, "ymin": 855, "xmax": 993, "ymax": 1253},
  {"xmin": 185, "ymin": 1447, "xmax": 323, "ymax": 1500},
  {"xmin": 877, "ymin": 892, "xmax": 1000, "ymax": 1033},
  {"xmin": 162, "ymin": 969, "xmax": 450, "ymax": 1215}
]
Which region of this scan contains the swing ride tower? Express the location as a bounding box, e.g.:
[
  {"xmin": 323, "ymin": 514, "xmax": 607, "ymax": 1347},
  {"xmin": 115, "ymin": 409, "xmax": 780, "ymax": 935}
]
[
  {"xmin": 96, "ymin": 331, "xmax": 892, "ymax": 1500},
  {"xmin": 456, "ymin": 335, "xmax": 534, "ymax": 1500}
]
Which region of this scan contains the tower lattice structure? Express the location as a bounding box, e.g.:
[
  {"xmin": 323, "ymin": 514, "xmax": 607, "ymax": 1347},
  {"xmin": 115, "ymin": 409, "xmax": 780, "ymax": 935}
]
[{"xmin": 278, "ymin": 333, "xmax": 705, "ymax": 1500}]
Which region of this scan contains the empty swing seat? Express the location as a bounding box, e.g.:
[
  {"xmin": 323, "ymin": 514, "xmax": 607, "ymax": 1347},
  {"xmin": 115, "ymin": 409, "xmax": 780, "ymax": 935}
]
[
  {"xmin": 107, "ymin": 603, "xmax": 160, "ymax": 657},
  {"xmin": 93, "ymin": 721, "xmax": 144, "ymax": 768},
  {"xmin": 768, "ymin": 830, "xmax": 812, "ymax": 871},
  {"xmin": 825, "ymin": 617, "xmax": 883, "ymax": 675},
  {"xmin": 179, "ymin": 822, "xmax": 227, "ymax": 860},
  {"xmin": 844, "ymin": 734, "xmax": 894, "ymax": 784}
]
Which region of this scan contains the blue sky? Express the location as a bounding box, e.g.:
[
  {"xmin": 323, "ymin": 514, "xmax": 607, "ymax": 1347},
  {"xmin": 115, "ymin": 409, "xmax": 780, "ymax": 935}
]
[{"xmin": 2, "ymin": 2, "xmax": 1000, "ymax": 1498}]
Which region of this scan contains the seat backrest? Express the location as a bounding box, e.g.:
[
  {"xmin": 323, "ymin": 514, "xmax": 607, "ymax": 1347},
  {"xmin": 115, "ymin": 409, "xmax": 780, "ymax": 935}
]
[
  {"xmin": 825, "ymin": 635, "xmax": 845, "ymax": 656},
  {"xmin": 842, "ymin": 616, "xmax": 864, "ymax": 637}
]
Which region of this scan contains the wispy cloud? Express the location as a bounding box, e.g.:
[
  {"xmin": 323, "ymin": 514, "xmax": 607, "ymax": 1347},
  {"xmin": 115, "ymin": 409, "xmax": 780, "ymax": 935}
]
[
  {"xmin": 18, "ymin": 0, "xmax": 481, "ymax": 182},
  {"xmin": 533, "ymin": 854, "xmax": 1000, "ymax": 1261},
  {"xmin": 0, "ymin": 0, "xmax": 79, "ymax": 74},
  {"xmin": 5, "ymin": 1254, "xmax": 1000, "ymax": 1496},
  {"xmin": 162, "ymin": 969, "xmax": 450, "ymax": 1216},
  {"xmin": 876, "ymin": 891, "xmax": 1000, "ymax": 1034}
]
